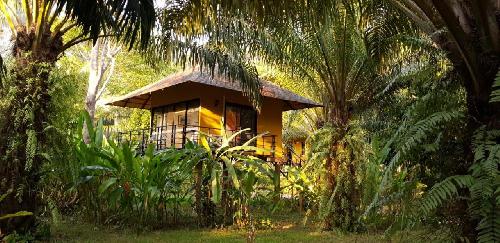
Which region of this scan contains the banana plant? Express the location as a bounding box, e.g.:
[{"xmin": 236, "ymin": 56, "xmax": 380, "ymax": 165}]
[
  {"xmin": 199, "ymin": 128, "xmax": 276, "ymax": 226},
  {"xmin": 73, "ymin": 111, "xmax": 203, "ymax": 226}
]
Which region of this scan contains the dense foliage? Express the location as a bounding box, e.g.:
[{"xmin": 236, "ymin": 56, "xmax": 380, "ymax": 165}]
[{"xmin": 0, "ymin": 0, "xmax": 498, "ymax": 242}]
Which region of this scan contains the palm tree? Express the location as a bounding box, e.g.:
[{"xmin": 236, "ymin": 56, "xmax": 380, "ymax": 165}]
[
  {"xmin": 261, "ymin": 12, "xmax": 376, "ymax": 230},
  {"xmin": 0, "ymin": 0, "xmax": 155, "ymax": 234},
  {"xmin": 153, "ymin": 0, "xmax": 417, "ymax": 231},
  {"xmin": 214, "ymin": 1, "xmax": 414, "ymax": 230},
  {"xmin": 389, "ymin": 0, "xmax": 500, "ymax": 151},
  {"xmin": 387, "ymin": 1, "xmax": 500, "ymax": 238}
]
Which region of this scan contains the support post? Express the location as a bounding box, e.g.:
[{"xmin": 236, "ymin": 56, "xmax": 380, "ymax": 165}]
[
  {"xmin": 195, "ymin": 160, "xmax": 203, "ymax": 226},
  {"xmin": 273, "ymin": 162, "xmax": 281, "ymax": 203}
]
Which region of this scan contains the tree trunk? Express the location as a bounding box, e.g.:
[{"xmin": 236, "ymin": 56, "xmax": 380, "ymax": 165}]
[
  {"xmin": 194, "ymin": 161, "xmax": 203, "ymax": 226},
  {"xmin": 0, "ymin": 27, "xmax": 63, "ymax": 235},
  {"xmin": 273, "ymin": 162, "xmax": 281, "ymax": 203},
  {"xmin": 322, "ymin": 141, "xmax": 340, "ymax": 230},
  {"xmin": 322, "ymin": 104, "xmax": 354, "ymax": 231},
  {"xmin": 83, "ymin": 39, "xmax": 120, "ymax": 143},
  {"xmin": 221, "ymin": 162, "xmax": 233, "ymax": 225}
]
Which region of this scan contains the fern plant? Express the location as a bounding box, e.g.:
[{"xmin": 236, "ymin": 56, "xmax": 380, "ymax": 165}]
[
  {"xmin": 415, "ymin": 71, "xmax": 500, "ymax": 242},
  {"xmin": 490, "ymin": 69, "xmax": 500, "ymax": 103},
  {"xmin": 363, "ymin": 82, "xmax": 467, "ymax": 235},
  {"xmin": 367, "ymin": 70, "xmax": 500, "ymax": 242},
  {"xmin": 419, "ymin": 127, "xmax": 499, "ymax": 243}
]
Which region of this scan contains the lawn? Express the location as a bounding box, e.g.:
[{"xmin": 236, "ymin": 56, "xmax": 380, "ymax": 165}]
[
  {"xmin": 48, "ymin": 211, "xmax": 422, "ymax": 243},
  {"xmin": 50, "ymin": 222, "xmax": 393, "ymax": 243}
]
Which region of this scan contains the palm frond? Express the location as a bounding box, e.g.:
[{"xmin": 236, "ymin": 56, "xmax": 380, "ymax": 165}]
[
  {"xmin": 56, "ymin": 0, "xmax": 155, "ymax": 49},
  {"xmin": 146, "ymin": 37, "xmax": 262, "ymax": 109}
]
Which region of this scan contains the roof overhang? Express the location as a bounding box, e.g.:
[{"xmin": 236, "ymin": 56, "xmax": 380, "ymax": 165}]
[{"xmin": 104, "ymin": 70, "xmax": 322, "ymax": 110}]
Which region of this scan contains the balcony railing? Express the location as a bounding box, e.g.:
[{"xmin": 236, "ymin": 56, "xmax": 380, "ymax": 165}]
[
  {"xmin": 114, "ymin": 124, "xmax": 276, "ymax": 158},
  {"xmin": 283, "ymin": 143, "xmax": 306, "ymax": 167}
]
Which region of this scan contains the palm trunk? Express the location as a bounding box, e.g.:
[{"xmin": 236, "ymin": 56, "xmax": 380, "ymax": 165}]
[
  {"xmin": 0, "ymin": 27, "xmax": 63, "ymax": 235},
  {"xmin": 194, "ymin": 161, "xmax": 203, "ymax": 226},
  {"xmin": 323, "ymin": 141, "xmax": 341, "ymax": 230},
  {"xmin": 273, "ymin": 162, "xmax": 281, "ymax": 203},
  {"xmin": 323, "ymin": 147, "xmax": 335, "ymax": 230},
  {"xmin": 454, "ymin": 64, "xmax": 500, "ymax": 240},
  {"xmin": 322, "ymin": 102, "xmax": 359, "ymax": 231}
]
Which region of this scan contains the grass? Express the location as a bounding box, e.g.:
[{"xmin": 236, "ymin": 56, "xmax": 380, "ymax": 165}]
[
  {"xmin": 48, "ymin": 210, "xmax": 426, "ymax": 243},
  {"xmin": 50, "ymin": 222, "xmax": 391, "ymax": 243}
]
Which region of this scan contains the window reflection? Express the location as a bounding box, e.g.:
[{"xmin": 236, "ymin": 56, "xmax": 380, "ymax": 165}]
[
  {"xmin": 224, "ymin": 103, "xmax": 257, "ymax": 145},
  {"xmin": 151, "ymin": 99, "xmax": 200, "ymax": 149}
]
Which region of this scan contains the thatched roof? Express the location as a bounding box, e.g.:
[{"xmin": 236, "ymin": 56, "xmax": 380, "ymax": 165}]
[{"xmin": 105, "ymin": 70, "xmax": 322, "ymax": 110}]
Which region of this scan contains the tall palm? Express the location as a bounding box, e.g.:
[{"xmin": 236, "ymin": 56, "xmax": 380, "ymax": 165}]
[
  {"xmin": 387, "ymin": 1, "xmax": 500, "ymax": 238},
  {"xmin": 267, "ymin": 14, "xmax": 375, "ymax": 230},
  {"xmin": 0, "ymin": 0, "xmax": 155, "ymax": 234},
  {"xmin": 389, "ymin": 0, "xmax": 500, "ymax": 151},
  {"xmin": 160, "ymin": 0, "xmax": 416, "ymax": 230},
  {"xmin": 274, "ymin": 1, "xmax": 423, "ymax": 230},
  {"xmin": 224, "ymin": 1, "xmax": 412, "ymax": 230}
]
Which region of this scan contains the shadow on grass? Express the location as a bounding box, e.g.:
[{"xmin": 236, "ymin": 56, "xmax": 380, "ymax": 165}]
[{"xmin": 50, "ymin": 219, "xmax": 390, "ymax": 243}]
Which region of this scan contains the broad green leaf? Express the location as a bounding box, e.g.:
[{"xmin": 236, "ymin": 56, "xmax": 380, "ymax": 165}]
[
  {"xmin": 200, "ymin": 135, "xmax": 212, "ymax": 156},
  {"xmin": 82, "ymin": 111, "xmax": 95, "ymax": 142},
  {"xmin": 99, "ymin": 177, "xmax": 118, "ymax": 194},
  {"xmin": 221, "ymin": 157, "xmax": 240, "ymax": 189},
  {"xmin": 242, "ymin": 132, "xmax": 269, "ymax": 146},
  {"xmin": 227, "ymin": 145, "xmax": 270, "ymax": 154},
  {"xmin": 220, "ymin": 128, "xmax": 251, "ymax": 149},
  {"xmin": 211, "ymin": 168, "xmax": 221, "ymax": 203},
  {"xmin": 242, "ymin": 171, "xmax": 256, "ymax": 197},
  {"xmin": 109, "ymin": 188, "xmax": 123, "ymax": 206},
  {"xmin": 80, "ymin": 165, "xmax": 113, "ymax": 172},
  {"xmin": 95, "ymin": 118, "xmax": 104, "ymax": 147},
  {"xmin": 0, "ymin": 189, "xmax": 12, "ymax": 203},
  {"xmin": 145, "ymin": 143, "xmax": 155, "ymax": 158}
]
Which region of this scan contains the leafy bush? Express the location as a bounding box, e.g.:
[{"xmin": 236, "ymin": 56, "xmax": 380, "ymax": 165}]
[
  {"xmin": 197, "ymin": 129, "xmax": 277, "ymax": 228},
  {"xmin": 72, "ymin": 112, "xmax": 202, "ymax": 228},
  {"xmin": 66, "ymin": 113, "xmax": 279, "ymax": 233}
]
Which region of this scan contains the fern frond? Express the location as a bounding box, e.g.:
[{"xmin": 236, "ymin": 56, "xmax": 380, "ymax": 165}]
[
  {"xmin": 476, "ymin": 205, "xmax": 500, "ymax": 243},
  {"xmin": 378, "ymin": 110, "xmax": 463, "ymax": 190},
  {"xmin": 489, "ymin": 68, "xmax": 500, "ymax": 103},
  {"xmin": 419, "ymin": 175, "xmax": 473, "ymax": 214}
]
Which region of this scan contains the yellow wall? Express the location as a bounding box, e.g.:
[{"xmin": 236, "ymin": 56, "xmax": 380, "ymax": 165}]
[
  {"xmin": 256, "ymin": 98, "xmax": 283, "ymax": 159},
  {"xmin": 150, "ymin": 82, "xmax": 285, "ymax": 161},
  {"xmin": 292, "ymin": 141, "xmax": 306, "ymax": 165}
]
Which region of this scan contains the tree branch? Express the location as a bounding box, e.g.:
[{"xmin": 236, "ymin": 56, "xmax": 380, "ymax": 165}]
[
  {"xmin": 431, "ymin": 0, "xmax": 482, "ymax": 95},
  {"xmin": 96, "ymin": 56, "xmax": 117, "ymax": 101},
  {"xmin": 62, "ymin": 34, "xmax": 116, "ymax": 52}
]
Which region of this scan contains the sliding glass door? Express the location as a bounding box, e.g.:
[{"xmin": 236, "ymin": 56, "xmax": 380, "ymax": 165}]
[
  {"xmin": 225, "ymin": 103, "xmax": 257, "ymax": 145},
  {"xmin": 151, "ymin": 99, "xmax": 200, "ymax": 148}
]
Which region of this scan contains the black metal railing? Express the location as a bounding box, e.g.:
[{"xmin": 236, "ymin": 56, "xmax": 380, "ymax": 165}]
[
  {"xmin": 115, "ymin": 124, "xmax": 276, "ymax": 157},
  {"xmin": 283, "ymin": 143, "xmax": 305, "ymax": 167}
]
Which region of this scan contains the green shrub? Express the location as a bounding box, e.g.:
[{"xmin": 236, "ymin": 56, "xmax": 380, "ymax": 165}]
[{"xmin": 72, "ymin": 112, "xmax": 202, "ymax": 228}]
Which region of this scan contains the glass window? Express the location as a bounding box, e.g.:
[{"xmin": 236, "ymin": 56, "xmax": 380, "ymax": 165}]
[
  {"xmin": 186, "ymin": 100, "xmax": 200, "ymax": 126},
  {"xmin": 224, "ymin": 103, "xmax": 257, "ymax": 145},
  {"xmin": 151, "ymin": 99, "xmax": 200, "ymax": 148}
]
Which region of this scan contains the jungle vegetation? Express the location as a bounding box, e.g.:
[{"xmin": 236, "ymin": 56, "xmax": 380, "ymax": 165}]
[{"xmin": 0, "ymin": 0, "xmax": 498, "ymax": 242}]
